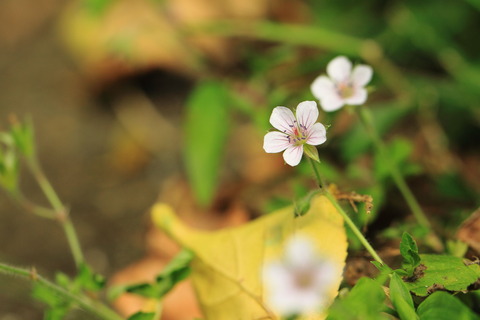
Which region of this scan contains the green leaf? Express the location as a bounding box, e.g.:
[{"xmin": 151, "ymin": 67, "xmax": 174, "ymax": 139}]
[
  {"xmin": 127, "ymin": 311, "xmax": 155, "ymax": 320},
  {"xmin": 399, "ymin": 232, "xmax": 421, "ymax": 275},
  {"xmin": 155, "ymin": 249, "xmax": 193, "ymax": 297},
  {"xmin": 327, "ymin": 277, "xmax": 389, "ymax": 320},
  {"xmin": 126, "ymin": 283, "xmax": 160, "ymax": 298},
  {"xmin": 390, "ymin": 273, "xmax": 418, "ymax": 320},
  {"xmin": 371, "ymin": 261, "xmax": 393, "ymax": 285},
  {"xmin": 446, "ymin": 240, "xmax": 468, "ymax": 258},
  {"xmin": 32, "ymin": 283, "xmax": 71, "ymax": 320},
  {"xmin": 417, "ymin": 292, "xmax": 478, "ymax": 320},
  {"xmin": 294, "ymin": 190, "xmax": 320, "ymax": 217},
  {"xmin": 75, "ymin": 264, "xmax": 105, "ymax": 292},
  {"xmin": 10, "ymin": 117, "xmax": 35, "ymax": 159},
  {"xmin": 404, "ymin": 254, "xmax": 480, "ymax": 296},
  {"xmin": 184, "ymin": 81, "xmax": 230, "ymax": 207},
  {"xmin": 126, "ymin": 249, "xmax": 193, "ymax": 299}
]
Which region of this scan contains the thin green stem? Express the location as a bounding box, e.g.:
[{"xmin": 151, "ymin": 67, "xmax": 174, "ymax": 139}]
[
  {"xmin": 0, "ymin": 263, "xmax": 123, "ymax": 320},
  {"xmin": 308, "ymin": 158, "xmax": 384, "ymax": 265},
  {"xmin": 356, "ymin": 107, "xmax": 431, "ymax": 228},
  {"xmin": 356, "ymin": 107, "xmax": 443, "ymax": 251},
  {"xmin": 26, "ymin": 157, "xmax": 85, "ymax": 268},
  {"xmin": 309, "ymin": 158, "xmax": 326, "ymax": 189},
  {"xmin": 12, "ymin": 192, "xmax": 57, "ymax": 219},
  {"xmin": 27, "ymin": 158, "xmax": 63, "ymax": 212}
]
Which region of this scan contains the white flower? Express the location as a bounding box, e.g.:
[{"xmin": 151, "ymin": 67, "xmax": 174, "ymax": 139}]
[
  {"xmin": 263, "ymin": 101, "xmax": 327, "ymax": 167},
  {"xmin": 311, "ymin": 56, "xmax": 373, "ymax": 112},
  {"xmin": 263, "ymin": 236, "xmax": 338, "ymax": 317}
]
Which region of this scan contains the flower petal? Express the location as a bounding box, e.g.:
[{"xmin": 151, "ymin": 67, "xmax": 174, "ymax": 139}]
[
  {"xmin": 319, "ymin": 94, "xmax": 345, "ymax": 112},
  {"xmin": 269, "ymin": 106, "xmax": 296, "ymax": 134},
  {"xmin": 283, "ymin": 145, "xmax": 303, "ymax": 166},
  {"xmin": 327, "ymin": 56, "xmax": 352, "ymax": 83},
  {"xmin": 306, "ymin": 123, "xmax": 327, "ymax": 146},
  {"xmin": 344, "ymin": 87, "xmax": 367, "ymax": 105},
  {"xmin": 263, "ymin": 131, "xmax": 291, "ymax": 153},
  {"xmin": 285, "ymin": 236, "xmax": 316, "ymax": 269},
  {"xmin": 310, "ymin": 75, "xmax": 335, "ymax": 100},
  {"xmin": 296, "ymin": 101, "xmax": 318, "ymax": 130},
  {"xmin": 351, "ymin": 64, "xmax": 373, "ymax": 87}
]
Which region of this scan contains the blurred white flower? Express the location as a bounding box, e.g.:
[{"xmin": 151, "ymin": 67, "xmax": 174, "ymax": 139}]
[
  {"xmin": 311, "ymin": 56, "xmax": 373, "ymax": 112},
  {"xmin": 263, "ymin": 101, "xmax": 326, "ymax": 167},
  {"xmin": 263, "ymin": 235, "xmax": 338, "ymax": 317}
]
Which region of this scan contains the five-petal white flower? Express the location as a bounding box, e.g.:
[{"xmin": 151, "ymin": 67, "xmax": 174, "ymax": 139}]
[
  {"xmin": 263, "ymin": 235, "xmax": 338, "ymax": 317},
  {"xmin": 263, "ymin": 101, "xmax": 327, "ymax": 167},
  {"xmin": 311, "ymin": 56, "xmax": 373, "ymax": 112}
]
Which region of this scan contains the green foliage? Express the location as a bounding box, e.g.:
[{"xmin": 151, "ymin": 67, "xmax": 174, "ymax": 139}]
[
  {"xmin": 374, "ymin": 138, "xmax": 422, "ymax": 181},
  {"xmin": 340, "ymin": 103, "xmax": 411, "ymax": 162},
  {"xmin": 31, "ymin": 264, "xmax": 106, "ymax": 319},
  {"xmin": 396, "ymin": 232, "xmax": 421, "ymax": 277},
  {"xmin": 327, "ymin": 277, "xmax": 389, "ymax": 320},
  {"xmin": 119, "ymin": 249, "xmax": 193, "ymax": 299},
  {"xmin": 127, "ymin": 312, "xmax": 155, "ymax": 320},
  {"xmin": 82, "ymin": 0, "xmax": 115, "ymax": 16},
  {"xmin": 404, "ymin": 254, "xmax": 480, "ymax": 297},
  {"xmin": 31, "ymin": 284, "xmax": 70, "ymax": 320},
  {"xmin": 446, "ymin": 240, "xmax": 469, "ymax": 258},
  {"xmin": 0, "ymin": 138, "xmax": 20, "ymax": 193},
  {"xmin": 75, "ymin": 264, "xmax": 106, "ymax": 292},
  {"xmin": 390, "ymin": 273, "xmax": 418, "ymax": 320},
  {"xmin": 184, "ymin": 81, "xmax": 230, "ymax": 207},
  {"xmin": 417, "ymin": 292, "xmax": 479, "ymax": 320},
  {"xmin": 9, "ymin": 117, "xmax": 35, "ymax": 159}
]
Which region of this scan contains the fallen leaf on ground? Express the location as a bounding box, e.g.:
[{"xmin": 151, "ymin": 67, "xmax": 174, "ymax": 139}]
[{"xmin": 152, "ymin": 194, "xmax": 348, "ymax": 319}]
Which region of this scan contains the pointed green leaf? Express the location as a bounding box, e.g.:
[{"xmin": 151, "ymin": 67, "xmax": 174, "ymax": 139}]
[
  {"xmin": 400, "ymin": 232, "xmax": 421, "ymax": 275},
  {"xmin": 184, "ymin": 81, "xmax": 230, "ymax": 207},
  {"xmin": 390, "ymin": 273, "xmax": 418, "ymax": 320}
]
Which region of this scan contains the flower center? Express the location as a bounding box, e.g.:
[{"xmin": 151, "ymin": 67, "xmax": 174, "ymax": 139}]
[
  {"xmin": 293, "ymin": 268, "xmax": 315, "ymax": 289},
  {"xmin": 287, "ymin": 121, "xmax": 308, "ymax": 146},
  {"xmin": 337, "ymin": 82, "xmax": 354, "ymax": 99}
]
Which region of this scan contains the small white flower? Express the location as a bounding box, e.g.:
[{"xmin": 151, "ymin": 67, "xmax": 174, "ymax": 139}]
[
  {"xmin": 263, "ymin": 101, "xmax": 327, "ymax": 167},
  {"xmin": 311, "ymin": 56, "xmax": 373, "ymax": 112},
  {"xmin": 263, "ymin": 236, "xmax": 338, "ymax": 317}
]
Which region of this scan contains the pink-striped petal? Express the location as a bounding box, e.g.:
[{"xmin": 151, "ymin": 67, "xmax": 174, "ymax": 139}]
[
  {"xmin": 306, "ymin": 123, "xmax": 327, "ymax": 146},
  {"xmin": 296, "ymin": 101, "xmax": 318, "ymax": 131},
  {"xmin": 327, "ymin": 56, "xmax": 352, "ymax": 83},
  {"xmin": 283, "ymin": 145, "xmax": 304, "ymax": 167},
  {"xmin": 263, "ymin": 131, "xmax": 291, "ymax": 153},
  {"xmin": 270, "ymin": 106, "xmax": 296, "ymax": 134}
]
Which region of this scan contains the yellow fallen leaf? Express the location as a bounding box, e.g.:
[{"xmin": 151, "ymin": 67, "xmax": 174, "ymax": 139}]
[{"xmin": 151, "ymin": 194, "xmax": 347, "ymax": 319}]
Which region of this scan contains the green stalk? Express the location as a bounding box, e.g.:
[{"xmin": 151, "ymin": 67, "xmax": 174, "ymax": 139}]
[
  {"xmin": 26, "ymin": 157, "xmax": 85, "ymax": 268},
  {"xmin": 0, "ymin": 263, "xmax": 123, "ymax": 320},
  {"xmin": 309, "ymin": 158, "xmax": 384, "ymax": 265},
  {"xmin": 356, "ymin": 107, "xmax": 430, "ymax": 227},
  {"xmin": 356, "ymin": 107, "xmax": 443, "ymax": 251}
]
